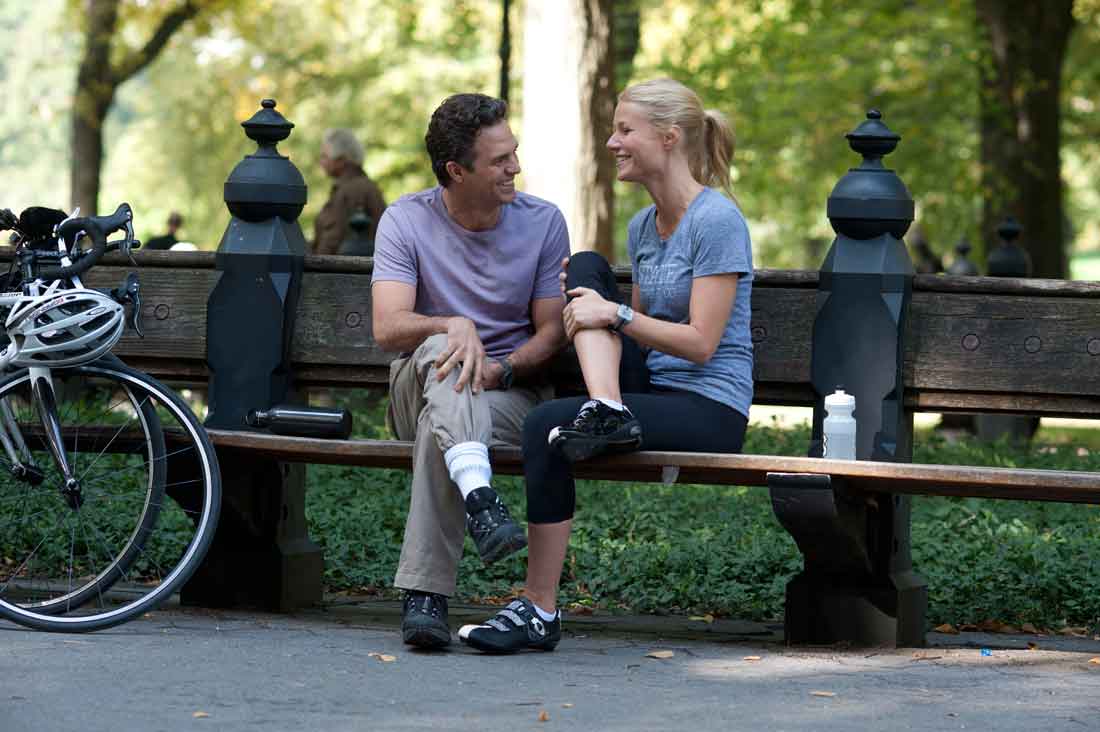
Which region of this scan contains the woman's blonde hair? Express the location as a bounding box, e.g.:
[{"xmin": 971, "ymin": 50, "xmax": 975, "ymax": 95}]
[{"xmin": 619, "ymin": 78, "xmax": 735, "ymax": 198}]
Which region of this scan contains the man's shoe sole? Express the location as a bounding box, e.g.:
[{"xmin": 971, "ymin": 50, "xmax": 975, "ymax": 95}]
[
  {"xmin": 403, "ymin": 624, "xmax": 452, "ymax": 648},
  {"xmin": 476, "ymin": 523, "xmax": 528, "ymax": 564}
]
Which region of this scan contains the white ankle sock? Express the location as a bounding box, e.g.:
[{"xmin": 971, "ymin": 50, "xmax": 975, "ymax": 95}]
[
  {"xmin": 595, "ymin": 398, "xmax": 625, "ymax": 412},
  {"xmin": 531, "ymin": 601, "xmax": 559, "ymax": 621},
  {"xmin": 444, "ymin": 442, "xmax": 492, "ymax": 500}
]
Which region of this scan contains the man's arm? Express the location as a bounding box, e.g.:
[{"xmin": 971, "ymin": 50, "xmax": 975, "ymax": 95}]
[
  {"xmin": 497, "ymin": 295, "xmax": 566, "ymax": 383},
  {"xmin": 372, "ymin": 280, "xmax": 453, "ymax": 353},
  {"xmin": 372, "ymin": 280, "xmax": 488, "ymax": 392}
]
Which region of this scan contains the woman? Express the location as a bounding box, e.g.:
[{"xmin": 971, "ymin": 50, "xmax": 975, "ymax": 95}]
[{"xmin": 459, "ymin": 78, "xmax": 754, "ymax": 653}]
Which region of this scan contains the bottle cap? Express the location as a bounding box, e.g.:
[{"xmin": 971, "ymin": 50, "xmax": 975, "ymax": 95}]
[{"xmin": 825, "ymin": 389, "xmax": 855, "ymax": 410}]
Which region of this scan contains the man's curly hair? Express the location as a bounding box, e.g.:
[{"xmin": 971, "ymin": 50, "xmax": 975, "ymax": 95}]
[{"xmin": 425, "ymin": 94, "xmax": 509, "ymax": 187}]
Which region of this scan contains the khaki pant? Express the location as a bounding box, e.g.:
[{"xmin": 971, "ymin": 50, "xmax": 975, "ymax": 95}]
[{"xmin": 388, "ymin": 334, "xmax": 549, "ymax": 596}]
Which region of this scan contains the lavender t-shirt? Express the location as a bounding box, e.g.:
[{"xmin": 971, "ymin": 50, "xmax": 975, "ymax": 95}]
[{"xmin": 371, "ymin": 187, "xmax": 570, "ymax": 359}]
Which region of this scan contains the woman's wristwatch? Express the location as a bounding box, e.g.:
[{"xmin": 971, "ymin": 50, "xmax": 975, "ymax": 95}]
[{"xmin": 611, "ymin": 304, "xmax": 635, "ymax": 332}]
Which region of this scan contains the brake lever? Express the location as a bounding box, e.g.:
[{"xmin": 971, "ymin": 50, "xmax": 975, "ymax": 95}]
[
  {"xmin": 120, "ymin": 220, "xmax": 137, "ymax": 265},
  {"xmin": 111, "ymin": 272, "xmax": 143, "ymax": 338}
]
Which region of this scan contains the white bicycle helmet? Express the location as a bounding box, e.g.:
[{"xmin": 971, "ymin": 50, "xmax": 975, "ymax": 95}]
[{"xmin": 4, "ymin": 288, "xmax": 125, "ymax": 368}]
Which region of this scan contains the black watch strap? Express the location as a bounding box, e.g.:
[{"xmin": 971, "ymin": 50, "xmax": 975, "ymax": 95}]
[{"xmin": 497, "ymin": 357, "xmax": 514, "ymax": 389}]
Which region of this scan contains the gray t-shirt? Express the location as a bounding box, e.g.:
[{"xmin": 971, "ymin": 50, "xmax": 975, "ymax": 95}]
[
  {"xmin": 371, "ymin": 187, "xmax": 569, "ymax": 359},
  {"xmin": 628, "ymin": 187, "xmax": 754, "ymax": 417}
]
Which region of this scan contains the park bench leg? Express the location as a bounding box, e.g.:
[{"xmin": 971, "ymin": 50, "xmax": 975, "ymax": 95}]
[
  {"xmin": 180, "ymin": 449, "xmax": 324, "ymax": 611},
  {"xmin": 769, "ymin": 473, "xmax": 927, "ymax": 647}
]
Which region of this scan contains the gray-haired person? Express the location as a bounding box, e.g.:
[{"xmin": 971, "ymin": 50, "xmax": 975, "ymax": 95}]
[{"xmin": 313, "ymin": 128, "xmax": 387, "ymax": 255}]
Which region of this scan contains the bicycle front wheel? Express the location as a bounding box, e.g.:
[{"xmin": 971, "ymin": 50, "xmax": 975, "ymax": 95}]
[{"xmin": 0, "ymin": 361, "xmax": 220, "ymax": 632}]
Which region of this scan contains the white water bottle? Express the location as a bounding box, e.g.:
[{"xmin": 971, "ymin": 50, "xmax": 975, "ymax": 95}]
[{"xmin": 823, "ymin": 389, "xmax": 857, "ymax": 460}]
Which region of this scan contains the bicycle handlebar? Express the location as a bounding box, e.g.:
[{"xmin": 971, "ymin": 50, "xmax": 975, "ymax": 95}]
[{"xmin": 42, "ymin": 203, "xmax": 133, "ymax": 280}]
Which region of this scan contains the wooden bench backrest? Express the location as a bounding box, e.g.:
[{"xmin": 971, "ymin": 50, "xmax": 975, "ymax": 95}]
[{"xmin": 70, "ymin": 250, "xmax": 1100, "ymax": 418}]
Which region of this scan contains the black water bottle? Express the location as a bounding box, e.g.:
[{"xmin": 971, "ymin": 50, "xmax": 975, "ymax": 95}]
[{"xmin": 245, "ymin": 405, "xmax": 353, "ymax": 439}]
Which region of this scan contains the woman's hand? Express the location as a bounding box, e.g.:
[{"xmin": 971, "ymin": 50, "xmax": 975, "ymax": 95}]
[
  {"xmin": 563, "ymin": 287, "xmax": 618, "ymax": 340},
  {"xmin": 559, "ymin": 256, "xmax": 569, "ymax": 295}
]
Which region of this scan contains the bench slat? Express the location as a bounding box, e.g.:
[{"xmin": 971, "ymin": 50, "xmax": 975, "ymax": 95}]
[{"xmin": 206, "ymin": 430, "xmax": 1100, "ymax": 505}]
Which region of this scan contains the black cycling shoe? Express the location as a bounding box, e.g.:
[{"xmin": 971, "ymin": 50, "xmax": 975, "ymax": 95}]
[
  {"xmin": 548, "ymin": 400, "xmax": 642, "ymax": 462},
  {"xmin": 458, "ymin": 597, "xmax": 561, "ymax": 654},
  {"xmin": 401, "ymin": 590, "xmax": 451, "ymax": 649},
  {"xmin": 465, "ymin": 486, "xmax": 527, "ymax": 564}
]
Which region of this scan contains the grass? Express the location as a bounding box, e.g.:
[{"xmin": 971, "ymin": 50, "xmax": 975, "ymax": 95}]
[{"xmin": 306, "ymin": 409, "xmax": 1100, "ymax": 631}]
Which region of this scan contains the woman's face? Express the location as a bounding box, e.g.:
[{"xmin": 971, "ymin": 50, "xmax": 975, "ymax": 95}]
[{"xmin": 607, "ymin": 101, "xmax": 666, "ymax": 183}]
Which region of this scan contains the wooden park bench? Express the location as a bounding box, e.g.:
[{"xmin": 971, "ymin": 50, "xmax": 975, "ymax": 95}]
[{"xmin": 70, "ymin": 248, "xmax": 1100, "ymax": 648}]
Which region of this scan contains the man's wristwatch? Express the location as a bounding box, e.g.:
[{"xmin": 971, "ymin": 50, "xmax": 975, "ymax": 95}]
[
  {"xmin": 496, "ymin": 357, "xmax": 515, "ymax": 390},
  {"xmin": 611, "ymin": 304, "xmax": 635, "ymax": 332}
]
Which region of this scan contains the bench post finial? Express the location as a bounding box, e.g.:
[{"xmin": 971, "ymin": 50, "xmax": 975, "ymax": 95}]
[
  {"xmin": 771, "ymin": 109, "xmax": 927, "ymax": 648},
  {"xmin": 184, "ymin": 99, "xmax": 323, "ymax": 612}
]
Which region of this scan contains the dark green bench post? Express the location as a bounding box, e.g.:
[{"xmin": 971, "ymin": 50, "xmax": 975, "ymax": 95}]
[
  {"xmin": 769, "ymin": 110, "xmax": 927, "ymax": 647},
  {"xmin": 182, "ymin": 99, "xmax": 323, "ymax": 611}
]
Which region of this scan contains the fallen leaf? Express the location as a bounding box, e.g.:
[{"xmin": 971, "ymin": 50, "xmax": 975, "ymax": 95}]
[
  {"xmin": 997, "ymin": 624, "xmax": 1020, "ymax": 635},
  {"xmin": 646, "ymin": 650, "xmax": 675, "ymax": 659},
  {"xmin": 538, "ymin": 710, "xmax": 550, "ymax": 722},
  {"xmin": 1059, "ymin": 627, "xmax": 1089, "ymax": 637},
  {"xmin": 1021, "ymin": 623, "xmax": 1040, "ymax": 634},
  {"xmin": 368, "ymin": 652, "xmax": 396, "ymax": 662},
  {"xmin": 1026, "ymin": 642, "xmax": 1038, "ymax": 651},
  {"xmin": 933, "ymin": 623, "xmax": 959, "ymax": 635},
  {"xmin": 689, "ymin": 613, "xmax": 715, "ymax": 624},
  {"xmin": 958, "ymin": 623, "xmax": 980, "ymax": 632},
  {"xmin": 810, "ymin": 691, "xmax": 836, "ymax": 698},
  {"xmin": 743, "ymin": 655, "xmax": 762, "ymax": 662},
  {"xmin": 562, "ymin": 703, "xmax": 574, "ymax": 709},
  {"xmin": 192, "ymin": 712, "xmax": 210, "ymax": 719},
  {"xmin": 1088, "ymin": 658, "xmax": 1100, "ymax": 665}
]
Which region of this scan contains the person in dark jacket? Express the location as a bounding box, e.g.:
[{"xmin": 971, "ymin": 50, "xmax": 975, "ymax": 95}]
[{"xmin": 313, "ymin": 128, "xmax": 387, "ymax": 255}]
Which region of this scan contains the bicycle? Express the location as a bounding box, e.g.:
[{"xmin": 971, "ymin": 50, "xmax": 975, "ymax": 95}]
[{"xmin": 0, "ymin": 203, "xmax": 221, "ymax": 632}]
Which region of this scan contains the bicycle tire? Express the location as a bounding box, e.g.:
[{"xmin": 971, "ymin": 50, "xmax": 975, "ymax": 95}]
[
  {"xmin": 7, "ymin": 364, "xmax": 167, "ymax": 615},
  {"xmin": 0, "ymin": 361, "xmax": 221, "ymax": 632}
]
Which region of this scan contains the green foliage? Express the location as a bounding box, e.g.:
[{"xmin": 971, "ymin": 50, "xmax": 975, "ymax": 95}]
[
  {"xmin": 305, "ymin": 415, "xmax": 1100, "ymax": 629},
  {"xmin": 630, "ymin": 0, "xmax": 983, "ymax": 267}
]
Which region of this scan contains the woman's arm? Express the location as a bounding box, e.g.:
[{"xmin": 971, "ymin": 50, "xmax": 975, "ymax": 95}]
[{"xmin": 564, "ymin": 273, "xmax": 738, "ymax": 365}]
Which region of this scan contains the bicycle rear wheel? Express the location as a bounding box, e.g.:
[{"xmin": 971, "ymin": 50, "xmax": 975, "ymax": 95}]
[{"xmin": 0, "ymin": 361, "xmax": 220, "ymax": 632}]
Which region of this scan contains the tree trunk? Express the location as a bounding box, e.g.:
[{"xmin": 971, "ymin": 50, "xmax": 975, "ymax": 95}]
[
  {"xmin": 522, "ymin": 0, "xmax": 616, "ymax": 258},
  {"xmin": 71, "ymin": 0, "xmax": 122, "ymax": 216},
  {"xmin": 975, "ymin": 0, "xmax": 1075, "ymax": 279},
  {"xmin": 70, "ymin": 0, "xmax": 202, "ymax": 216}
]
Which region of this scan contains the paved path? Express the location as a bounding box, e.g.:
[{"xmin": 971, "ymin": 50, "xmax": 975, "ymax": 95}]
[{"xmin": 2, "ymin": 603, "xmax": 1099, "ymax": 731}]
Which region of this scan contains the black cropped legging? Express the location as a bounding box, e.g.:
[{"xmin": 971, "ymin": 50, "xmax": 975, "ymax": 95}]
[{"xmin": 524, "ymin": 251, "xmax": 748, "ymax": 524}]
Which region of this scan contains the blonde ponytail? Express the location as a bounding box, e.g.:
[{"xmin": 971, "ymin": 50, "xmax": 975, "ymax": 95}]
[{"xmin": 702, "ymin": 110, "xmax": 735, "ymax": 199}]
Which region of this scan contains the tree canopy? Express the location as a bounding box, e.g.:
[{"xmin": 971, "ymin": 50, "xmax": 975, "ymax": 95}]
[{"xmin": 2, "ymin": 0, "xmax": 1099, "ymax": 274}]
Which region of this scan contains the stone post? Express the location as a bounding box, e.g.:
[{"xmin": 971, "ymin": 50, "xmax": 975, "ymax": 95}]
[
  {"xmin": 769, "ymin": 110, "xmax": 927, "ymax": 647},
  {"xmin": 975, "ymin": 217, "xmax": 1039, "ymax": 443},
  {"xmin": 182, "ymin": 99, "xmax": 323, "ymax": 611}
]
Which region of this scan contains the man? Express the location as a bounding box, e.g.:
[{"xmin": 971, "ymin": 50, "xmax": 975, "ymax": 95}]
[
  {"xmin": 145, "ymin": 212, "xmax": 183, "ymax": 250},
  {"xmin": 313, "ymin": 128, "xmax": 387, "ymax": 255},
  {"xmin": 371, "ymin": 93, "xmax": 569, "ymax": 649}
]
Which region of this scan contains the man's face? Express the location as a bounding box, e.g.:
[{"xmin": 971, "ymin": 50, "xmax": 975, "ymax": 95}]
[
  {"xmin": 452, "ymin": 121, "xmax": 520, "ymax": 207},
  {"xmin": 319, "ymin": 143, "xmax": 342, "ymax": 178}
]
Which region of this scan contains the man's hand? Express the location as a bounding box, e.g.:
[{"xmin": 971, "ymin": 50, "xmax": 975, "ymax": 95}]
[
  {"xmin": 563, "ymin": 287, "xmax": 618, "ymax": 340},
  {"xmin": 435, "ymin": 316, "xmax": 489, "ymax": 393}
]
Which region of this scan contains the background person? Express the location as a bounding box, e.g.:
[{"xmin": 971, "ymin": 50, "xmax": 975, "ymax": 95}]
[
  {"xmin": 313, "ymin": 128, "xmax": 387, "ymax": 255},
  {"xmin": 144, "ymin": 211, "xmax": 183, "ymax": 250}
]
